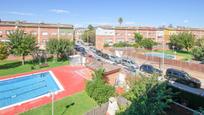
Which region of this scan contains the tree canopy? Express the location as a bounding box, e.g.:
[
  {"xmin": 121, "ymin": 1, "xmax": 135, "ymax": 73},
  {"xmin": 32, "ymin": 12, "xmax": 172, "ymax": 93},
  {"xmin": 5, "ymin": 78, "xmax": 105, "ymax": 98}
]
[
  {"xmin": 8, "ymin": 29, "xmax": 37, "ymax": 65},
  {"xmin": 118, "ymin": 17, "xmax": 123, "ymax": 26},
  {"xmin": 0, "ymin": 42, "xmax": 9, "ymax": 60},
  {"xmin": 134, "ymin": 32, "xmax": 143, "ymax": 43},
  {"xmin": 119, "ymin": 76, "xmax": 173, "ymax": 115},
  {"xmin": 191, "ymin": 38, "xmax": 204, "ymax": 61},
  {"xmin": 169, "ymin": 32, "xmax": 195, "ymax": 51},
  {"xmin": 82, "ymin": 25, "xmax": 95, "ymax": 45},
  {"xmin": 46, "ymin": 38, "xmax": 74, "ymax": 61},
  {"xmin": 140, "ymin": 38, "xmax": 157, "ymax": 50},
  {"xmin": 86, "ymin": 68, "xmax": 115, "ymax": 104}
]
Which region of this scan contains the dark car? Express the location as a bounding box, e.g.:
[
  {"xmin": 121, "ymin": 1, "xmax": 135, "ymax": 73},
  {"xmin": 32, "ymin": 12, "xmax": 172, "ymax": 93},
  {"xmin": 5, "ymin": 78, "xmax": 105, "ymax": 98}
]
[
  {"xmin": 166, "ymin": 68, "xmax": 201, "ymax": 88},
  {"xmin": 140, "ymin": 64, "xmax": 162, "ymax": 75},
  {"xmin": 109, "ymin": 55, "xmax": 121, "ymax": 64},
  {"xmin": 96, "ymin": 50, "xmax": 103, "ymax": 56},
  {"xmin": 102, "ymin": 53, "xmax": 109, "ymax": 60}
]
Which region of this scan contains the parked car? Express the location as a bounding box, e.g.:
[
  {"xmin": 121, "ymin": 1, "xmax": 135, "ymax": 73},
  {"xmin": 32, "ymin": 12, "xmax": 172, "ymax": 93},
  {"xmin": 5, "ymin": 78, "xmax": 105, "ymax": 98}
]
[
  {"xmin": 140, "ymin": 64, "xmax": 162, "ymax": 75},
  {"xmin": 121, "ymin": 58, "xmax": 139, "ymax": 69},
  {"xmin": 102, "ymin": 53, "xmax": 110, "ymax": 60},
  {"xmin": 96, "ymin": 50, "xmax": 103, "ymax": 57},
  {"xmin": 109, "ymin": 55, "xmax": 121, "ymax": 64},
  {"xmin": 89, "ymin": 47, "xmax": 97, "ymax": 53},
  {"xmin": 166, "ymin": 68, "xmax": 201, "ymax": 88}
]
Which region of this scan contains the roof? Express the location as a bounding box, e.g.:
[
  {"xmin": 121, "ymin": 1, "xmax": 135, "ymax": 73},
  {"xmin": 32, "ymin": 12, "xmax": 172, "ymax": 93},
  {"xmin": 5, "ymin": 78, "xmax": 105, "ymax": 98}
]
[
  {"xmin": 96, "ymin": 25, "xmax": 204, "ymax": 31},
  {"xmin": 86, "ymin": 61, "xmax": 121, "ymax": 76},
  {"xmin": 0, "ymin": 21, "xmax": 73, "ymax": 28}
]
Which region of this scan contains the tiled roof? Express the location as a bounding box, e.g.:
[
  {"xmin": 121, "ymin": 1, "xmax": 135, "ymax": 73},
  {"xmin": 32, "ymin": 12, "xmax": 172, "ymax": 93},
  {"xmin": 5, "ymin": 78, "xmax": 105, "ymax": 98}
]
[{"xmin": 0, "ymin": 21, "xmax": 73, "ymax": 28}]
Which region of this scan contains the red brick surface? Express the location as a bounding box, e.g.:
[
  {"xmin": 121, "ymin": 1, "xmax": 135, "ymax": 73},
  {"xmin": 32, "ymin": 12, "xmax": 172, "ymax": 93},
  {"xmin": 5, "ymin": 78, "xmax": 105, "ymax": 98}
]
[{"xmin": 0, "ymin": 66, "xmax": 86, "ymax": 115}]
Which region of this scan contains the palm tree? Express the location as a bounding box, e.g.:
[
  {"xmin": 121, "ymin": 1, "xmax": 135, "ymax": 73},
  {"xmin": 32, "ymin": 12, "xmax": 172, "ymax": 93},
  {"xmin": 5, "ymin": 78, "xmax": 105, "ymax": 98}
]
[{"xmin": 118, "ymin": 17, "xmax": 123, "ymax": 26}]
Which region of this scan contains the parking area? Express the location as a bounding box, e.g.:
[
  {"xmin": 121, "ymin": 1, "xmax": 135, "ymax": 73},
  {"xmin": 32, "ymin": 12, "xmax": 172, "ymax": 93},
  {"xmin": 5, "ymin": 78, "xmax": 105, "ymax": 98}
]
[{"xmin": 75, "ymin": 41, "xmax": 204, "ymax": 91}]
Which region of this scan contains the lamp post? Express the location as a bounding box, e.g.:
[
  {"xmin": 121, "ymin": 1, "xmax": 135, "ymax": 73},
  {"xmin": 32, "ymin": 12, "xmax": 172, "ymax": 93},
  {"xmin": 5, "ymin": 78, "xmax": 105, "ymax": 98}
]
[
  {"xmin": 50, "ymin": 91, "xmax": 54, "ymax": 115},
  {"xmin": 162, "ymin": 37, "xmax": 165, "ymax": 77},
  {"xmin": 172, "ymin": 45, "xmax": 176, "ymax": 59}
]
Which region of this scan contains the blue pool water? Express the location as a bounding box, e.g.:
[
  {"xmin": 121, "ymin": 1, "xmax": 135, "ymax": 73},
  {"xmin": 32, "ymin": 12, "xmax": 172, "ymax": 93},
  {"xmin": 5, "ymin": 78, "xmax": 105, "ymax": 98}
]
[
  {"xmin": 0, "ymin": 72, "xmax": 60, "ymax": 109},
  {"xmin": 145, "ymin": 53, "xmax": 175, "ymax": 59}
]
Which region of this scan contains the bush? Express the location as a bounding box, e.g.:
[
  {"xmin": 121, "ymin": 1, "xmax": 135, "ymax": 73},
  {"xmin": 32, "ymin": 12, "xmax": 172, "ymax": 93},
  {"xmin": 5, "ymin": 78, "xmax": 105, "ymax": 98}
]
[
  {"xmin": 119, "ymin": 76, "xmax": 173, "ymax": 115},
  {"xmin": 191, "ymin": 46, "xmax": 204, "ymax": 61},
  {"xmin": 104, "ymin": 43, "xmax": 110, "ymax": 47},
  {"xmin": 169, "ymin": 32, "xmax": 195, "ymax": 51},
  {"xmin": 0, "ymin": 42, "xmax": 9, "ymax": 60},
  {"xmin": 86, "ymin": 68, "xmax": 115, "ymax": 104},
  {"xmin": 46, "ymin": 38, "xmax": 74, "ymax": 60},
  {"xmin": 140, "ymin": 38, "xmax": 157, "ymax": 50},
  {"xmin": 113, "ymin": 42, "xmax": 130, "ymax": 47}
]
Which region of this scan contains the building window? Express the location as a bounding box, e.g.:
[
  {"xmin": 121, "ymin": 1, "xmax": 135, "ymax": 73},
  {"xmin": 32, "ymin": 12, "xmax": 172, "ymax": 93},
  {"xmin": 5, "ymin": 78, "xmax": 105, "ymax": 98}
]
[
  {"xmin": 116, "ymin": 38, "xmax": 124, "ymax": 42},
  {"xmin": 31, "ymin": 31, "xmax": 37, "ymax": 35},
  {"xmin": 60, "ymin": 33, "xmax": 66, "ymax": 35},
  {"xmin": 42, "ymin": 32, "xmax": 48, "ymax": 36},
  {"xmin": 51, "ymin": 33, "xmax": 57, "ymax": 35}
]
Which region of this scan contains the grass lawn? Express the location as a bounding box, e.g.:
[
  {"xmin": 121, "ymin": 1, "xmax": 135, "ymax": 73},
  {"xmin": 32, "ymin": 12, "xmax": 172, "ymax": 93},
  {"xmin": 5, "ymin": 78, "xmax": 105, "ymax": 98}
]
[
  {"xmin": 0, "ymin": 59, "xmax": 69, "ymax": 77},
  {"xmin": 153, "ymin": 50, "xmax": 193, "ymax": 61},
  {"xmin": 21, "ymin": 91, "xmax": 97, "ymax": 115}
]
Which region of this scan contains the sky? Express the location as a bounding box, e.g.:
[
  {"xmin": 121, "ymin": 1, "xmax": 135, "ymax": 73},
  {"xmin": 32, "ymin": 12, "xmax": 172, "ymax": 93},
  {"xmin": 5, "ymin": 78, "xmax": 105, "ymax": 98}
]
[{"xmin": 0, "ymin": 0, "xmax": 204, "ymax": 27}]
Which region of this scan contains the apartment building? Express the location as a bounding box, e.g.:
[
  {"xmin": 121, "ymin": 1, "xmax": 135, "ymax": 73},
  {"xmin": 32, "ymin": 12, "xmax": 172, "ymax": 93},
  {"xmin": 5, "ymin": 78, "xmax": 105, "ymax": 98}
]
[
  {"xmin": 95, "ymin": 26, "xmax": 204, "ymax": 49},
  {"xmin": 95, "ymin": 26, "xmax": 164, "ymax": 49},
  {"xmin": 0, "ymin": 21, "xmax": 74, "ymax": 49},
  {"xmin": 163, "ymin": 27, "xmax": 204, "ymax": 42}
]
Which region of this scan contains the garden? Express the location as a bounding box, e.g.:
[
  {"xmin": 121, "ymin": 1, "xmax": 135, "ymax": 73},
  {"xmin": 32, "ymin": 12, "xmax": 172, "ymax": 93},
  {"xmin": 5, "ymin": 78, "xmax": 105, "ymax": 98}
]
[{"xmin": 0, "ymin": 29, "xmax": 74, "ymax": 77}]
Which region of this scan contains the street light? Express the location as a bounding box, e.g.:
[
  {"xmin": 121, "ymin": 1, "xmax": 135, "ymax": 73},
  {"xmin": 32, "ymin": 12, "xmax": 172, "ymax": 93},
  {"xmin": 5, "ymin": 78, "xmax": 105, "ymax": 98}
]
[
  {"xmin": 50, "ymin": 91, "xmax": 55, "ymax": 115},
  {"xmin": 172, "ymin": 45, "xmax": 176, "ymax": 59},
  {"xmin": 162, "ymin": 37, "xmax": 165, "ymax": 77}
]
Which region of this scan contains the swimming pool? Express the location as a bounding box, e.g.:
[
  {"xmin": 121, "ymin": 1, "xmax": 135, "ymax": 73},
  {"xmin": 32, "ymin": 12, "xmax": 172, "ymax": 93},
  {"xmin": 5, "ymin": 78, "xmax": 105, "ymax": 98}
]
[
  {"xmin": 0, "ymin": 71, "xmax": 63, "ymax": 109},
  {"xmin": 145, "ymin": 52, "xmax": 175, "ymax": 59}
]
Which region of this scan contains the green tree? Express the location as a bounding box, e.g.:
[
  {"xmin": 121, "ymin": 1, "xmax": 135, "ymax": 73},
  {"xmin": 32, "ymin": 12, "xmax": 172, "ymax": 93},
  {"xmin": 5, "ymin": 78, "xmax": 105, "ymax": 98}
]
[
  {"xmin": 82, "ymin": 25, "xmax": 95, "ymax": 45},
  {"xmin": 134, "ymin": 33, "xmax": 143, "ymax": 43},
  {"xmin": 46, "ymin": 38, "xmax": 74, "ymax": 61},
  {"xmin": 191, "ymin": 38, "xmax": 204, "ymax": 61},
  {"xmin": 169, "ymin": 32, "xmax": 195, "ymax": 51},
  {"xmin": 118, "ymin": 17, "xmax": 123, "ymax": 26},
  {"xmin": 0, "ymin": 42, "xmax": 9, "ymax": 60},
  {"xmin": 140, "ymin": 38, "xmax": 157, "ymax": 50},
  {"xmin": 8, "ymin": 29, "xmax": 37, "ymax": 65},
  {"xmin": 86, "ymin": 68, "xmax": 115, "ymax": 104},
  {"xmin": 120, "ymin": 76, "xmax": 173, "ymax": 115},
  {"xmin": 181, "ymin": 32, "xmax": 195, "ymax": 51},
  {"xmin": 191, "ymin": 46, "xmax": 204, "ymax": 61}
]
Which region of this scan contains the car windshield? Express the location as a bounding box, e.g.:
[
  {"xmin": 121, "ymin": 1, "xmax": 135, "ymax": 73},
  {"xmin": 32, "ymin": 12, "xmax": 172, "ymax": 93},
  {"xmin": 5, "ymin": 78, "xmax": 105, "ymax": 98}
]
[{"xmin": 184, "ymin": 73, "xmax": 191, "ymax": 79}]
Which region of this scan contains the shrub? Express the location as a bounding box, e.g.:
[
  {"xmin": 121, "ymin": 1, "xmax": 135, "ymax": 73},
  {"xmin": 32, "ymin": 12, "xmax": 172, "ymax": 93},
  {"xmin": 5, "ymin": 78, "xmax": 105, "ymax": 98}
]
[
  {"xmin": 0, "ymin": 42, "xmax": 9, "ymax": 60},
  {"xmin": 86, "ymin": 68, "xmax": 115, "ymax": 104},
  {"xmin": 140, "ymin": 38, "xmax": 157, "ymax": 50},
  {"xmin": 113, "ymin": 42, "xmax": 130, "ymax": 47},
  {"xmin": 169, "ymin": 32, "xmax": 195, "ymax": 51},
  {"xmin": 191, "ymin": 46, "xmax": 204, "ymax": 61},
  {"xmin": 120, "ymin": 76, "xmax": 173, "ymax": 115},
  {"xmin": 104, "ymin": 43, "xmax": 110, "ymax": 47}
]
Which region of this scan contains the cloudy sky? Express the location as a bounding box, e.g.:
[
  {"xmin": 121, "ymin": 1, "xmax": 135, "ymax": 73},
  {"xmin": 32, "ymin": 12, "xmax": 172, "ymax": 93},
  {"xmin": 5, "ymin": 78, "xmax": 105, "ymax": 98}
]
[{"xmin": 0, "ymin": 0, "xmax": 204, "ymax": 27}]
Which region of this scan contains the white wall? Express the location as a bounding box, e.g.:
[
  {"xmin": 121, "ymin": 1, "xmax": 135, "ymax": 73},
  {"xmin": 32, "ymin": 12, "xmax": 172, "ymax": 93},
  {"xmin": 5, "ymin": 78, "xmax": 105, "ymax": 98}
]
[{"xmin": 96, "ymin": 27, "xmax": 115, "ymax": 36}]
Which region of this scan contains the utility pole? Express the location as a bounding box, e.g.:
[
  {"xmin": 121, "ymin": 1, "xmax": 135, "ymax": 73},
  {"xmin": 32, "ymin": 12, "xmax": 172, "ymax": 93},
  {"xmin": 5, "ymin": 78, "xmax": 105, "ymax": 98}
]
[{"xmin": 162, "ymin": 36, "xmax": 165, "ymax": 77}]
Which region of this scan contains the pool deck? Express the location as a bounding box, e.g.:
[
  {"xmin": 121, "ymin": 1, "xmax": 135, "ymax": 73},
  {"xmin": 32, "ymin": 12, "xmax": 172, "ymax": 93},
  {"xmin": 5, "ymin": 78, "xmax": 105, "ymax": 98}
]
[{"xmin": 0, "ymin": 65, "xmax": 88, "ymax": 115}]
